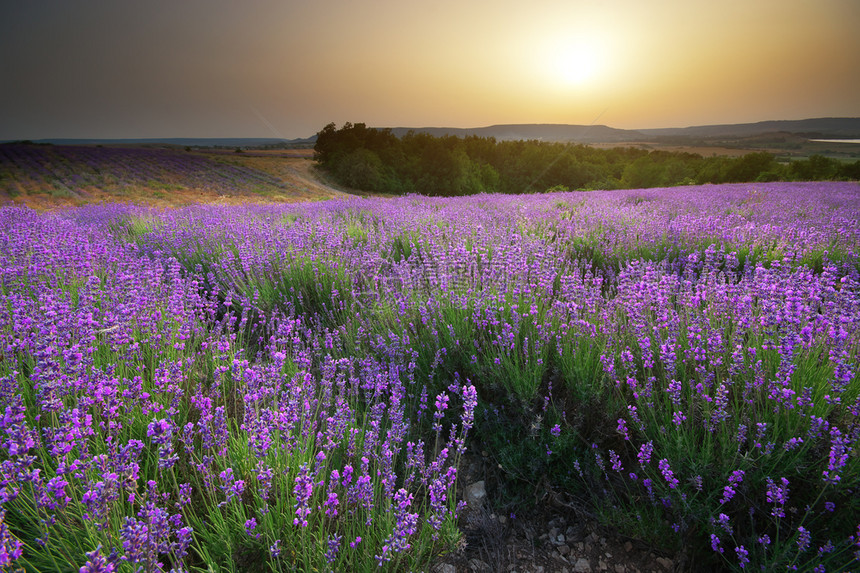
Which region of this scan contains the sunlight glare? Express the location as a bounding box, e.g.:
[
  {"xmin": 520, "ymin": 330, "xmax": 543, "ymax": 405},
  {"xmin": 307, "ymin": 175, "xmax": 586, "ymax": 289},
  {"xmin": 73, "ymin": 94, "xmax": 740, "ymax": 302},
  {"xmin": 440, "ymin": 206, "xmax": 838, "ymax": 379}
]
[{"xmin": 545, "ymin": 34, "xmax": 607, "ymax": 89}]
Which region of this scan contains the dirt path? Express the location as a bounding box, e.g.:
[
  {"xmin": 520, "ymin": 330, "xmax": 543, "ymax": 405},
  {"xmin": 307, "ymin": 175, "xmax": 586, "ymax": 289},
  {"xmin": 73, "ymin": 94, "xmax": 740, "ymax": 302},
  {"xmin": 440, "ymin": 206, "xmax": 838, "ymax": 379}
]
[{"xmin": 215, "ymin": 150, "xmax": 355, "ymax": 201}]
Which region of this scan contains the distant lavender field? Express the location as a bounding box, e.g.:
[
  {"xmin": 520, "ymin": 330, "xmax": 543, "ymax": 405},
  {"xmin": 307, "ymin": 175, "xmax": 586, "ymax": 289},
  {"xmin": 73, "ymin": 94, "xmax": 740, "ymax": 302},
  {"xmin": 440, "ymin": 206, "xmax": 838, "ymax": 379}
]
[
  {"xmin": 1, "ymin": 181, "xmax": 858, "ymax": 572},
  {"xmin": 0, "ymin": 144, "xmax": 285, "ymax": 198}
]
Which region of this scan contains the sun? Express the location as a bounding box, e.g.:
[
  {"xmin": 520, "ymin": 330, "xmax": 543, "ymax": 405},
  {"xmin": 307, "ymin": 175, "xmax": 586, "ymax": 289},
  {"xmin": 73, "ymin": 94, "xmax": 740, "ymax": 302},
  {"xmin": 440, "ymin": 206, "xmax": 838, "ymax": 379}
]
[{"xmin": 544, "ymin": 34, "xmax": 607, "ymax": 88}]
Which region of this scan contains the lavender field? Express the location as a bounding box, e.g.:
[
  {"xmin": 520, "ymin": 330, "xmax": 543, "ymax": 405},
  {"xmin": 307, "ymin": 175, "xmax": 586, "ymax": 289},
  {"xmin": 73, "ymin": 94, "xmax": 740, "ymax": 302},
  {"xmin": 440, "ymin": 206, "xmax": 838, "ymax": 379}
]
[
  {"xmin": 0, "ymin": 144, "xmax": 287, "ymax": 202},
  {"xmin": 1, "ymin": 181, "xmax": 859, "ymax": 572}
]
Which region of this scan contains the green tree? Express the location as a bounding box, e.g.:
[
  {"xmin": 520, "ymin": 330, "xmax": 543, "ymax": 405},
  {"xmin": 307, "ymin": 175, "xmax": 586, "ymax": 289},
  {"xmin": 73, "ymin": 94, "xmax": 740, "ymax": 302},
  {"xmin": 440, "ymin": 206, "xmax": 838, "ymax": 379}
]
[
  {"xmin": 789, "ymin": 154, "xmax": 839, "ymax": 180},
  {"xmin": 724, "ymin": 152, "xmax": 776, "ymax": 182},
  {"xmin": 334, "ymin": 148, "xmax": 386, "ymax": 190},
  {"xmin": 622, "ymin": 155, "xmax": 663, "ymax": 188}
]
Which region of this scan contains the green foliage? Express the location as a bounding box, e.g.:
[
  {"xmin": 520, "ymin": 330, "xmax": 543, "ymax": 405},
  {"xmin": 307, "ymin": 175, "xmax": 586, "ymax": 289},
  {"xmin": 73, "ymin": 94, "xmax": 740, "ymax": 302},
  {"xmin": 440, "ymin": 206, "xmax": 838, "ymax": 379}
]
[{"xmin": 314, "ymin": 123, "xmax": 860, "ymax": 195}]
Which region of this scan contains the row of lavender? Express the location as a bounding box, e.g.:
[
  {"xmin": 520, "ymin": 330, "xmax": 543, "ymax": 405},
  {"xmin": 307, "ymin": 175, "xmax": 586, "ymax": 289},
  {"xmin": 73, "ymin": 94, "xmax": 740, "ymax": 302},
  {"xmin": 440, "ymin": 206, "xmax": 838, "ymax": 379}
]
[
  {"xmin": 0, "ymin": 144, "xmax": 286, "ymax": 197},
  {"xmin": 1, "ymin": 181, "xmax": 859, "ymax": 571}
]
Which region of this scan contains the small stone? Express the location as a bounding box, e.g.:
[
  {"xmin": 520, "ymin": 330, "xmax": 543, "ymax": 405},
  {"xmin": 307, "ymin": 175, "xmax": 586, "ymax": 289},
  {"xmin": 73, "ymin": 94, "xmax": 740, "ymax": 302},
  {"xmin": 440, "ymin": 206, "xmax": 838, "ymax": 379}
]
[
  {"xmin": 465, "ymin": 481, "xmax": 486, "ymax": 507},
  {"xmin": 434, "ymin": 564, "xmax": 456, "ymax": 573},
  {"xmin": 574, "ymin": 557, "xmax": 592, "ymax": 573},
  {"xmin": 550, "ymin": 527, "xmax": 560, "ymax": 539},
  {"xmin": 614, "ymin": 565, "xmax": 626, "ymax": 573},
  {"xmin": 577, "ymin": 542, "xmax": 585, "ymax": 551},
  {"xmin": 558, "ymin": 534, "xmax": 566, "ymax": 543},
  {"xmin": 598, "ymin": 561, "xmax": 607, "ymax": 571},
  {"xmin": 468, "ymin": 558, "xmax": 491, "ymax": 573},
  {"xmin": 624, "ymin": 541, "xmax": 633, "ymax": 553},
  {"xmin": 558, "ymin": 544, "xmax": 571, "ymax": 555},
  {"xmin": 534, "ymin": 567, "xmax": 545, "ymax": 573},
  {"xmin": 605, "ymin": 552, "xmax": 612, "ymax": 558},
  {"xmin": 656, "ymin": 557, "xmax": 673, "ymax": 570}
]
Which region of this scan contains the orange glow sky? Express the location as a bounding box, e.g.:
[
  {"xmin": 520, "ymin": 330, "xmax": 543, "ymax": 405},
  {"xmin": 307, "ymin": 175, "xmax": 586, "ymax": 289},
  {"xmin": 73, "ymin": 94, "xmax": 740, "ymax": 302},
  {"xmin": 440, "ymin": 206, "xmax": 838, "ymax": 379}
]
[{"xmin": 1, "ymin": 0, "xmax": 858, "ymax": 139}]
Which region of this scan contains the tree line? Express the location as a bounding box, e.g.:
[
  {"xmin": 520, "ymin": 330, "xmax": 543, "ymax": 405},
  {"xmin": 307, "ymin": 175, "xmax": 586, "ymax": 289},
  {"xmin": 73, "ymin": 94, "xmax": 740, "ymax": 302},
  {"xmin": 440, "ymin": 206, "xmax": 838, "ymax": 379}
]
[{"xmin": 313, "ymin": 122, "xmax": 860, "ymax": 196}]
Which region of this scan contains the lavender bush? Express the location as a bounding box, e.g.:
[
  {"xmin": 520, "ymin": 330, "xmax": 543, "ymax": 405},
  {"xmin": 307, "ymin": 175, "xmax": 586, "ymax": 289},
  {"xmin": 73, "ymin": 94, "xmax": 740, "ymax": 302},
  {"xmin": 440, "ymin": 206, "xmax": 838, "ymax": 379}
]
[{"xmin": 1, "ymin": 181, "xmax": 859, "ymax": 571}]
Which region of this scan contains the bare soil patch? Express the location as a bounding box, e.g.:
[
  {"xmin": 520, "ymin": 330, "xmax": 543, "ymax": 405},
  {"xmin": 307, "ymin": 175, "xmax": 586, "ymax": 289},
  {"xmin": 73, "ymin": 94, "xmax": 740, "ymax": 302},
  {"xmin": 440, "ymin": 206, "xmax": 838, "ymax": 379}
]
[{"xmin": 431, "ymin": 452, "xmax": 688, "ymax": 573}]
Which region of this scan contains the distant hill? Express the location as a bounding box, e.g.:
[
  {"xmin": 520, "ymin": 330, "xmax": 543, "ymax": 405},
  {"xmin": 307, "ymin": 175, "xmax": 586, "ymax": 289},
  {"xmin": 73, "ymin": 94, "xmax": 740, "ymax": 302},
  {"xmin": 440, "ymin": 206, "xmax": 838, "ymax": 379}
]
[
  {"xmin": 385, "ymin": 123, "xmax": 645, "ymax": 143},
  {"xmin": 5, "ymin": 118, "xmax": 858, "ymax": 147},
  {"xmin": 637, "ymin": 118, "xmax": 860, "ymax": 139},
  {"xmin": 385, "ymin": 118, "xmax": 860, "ymax": 143}
]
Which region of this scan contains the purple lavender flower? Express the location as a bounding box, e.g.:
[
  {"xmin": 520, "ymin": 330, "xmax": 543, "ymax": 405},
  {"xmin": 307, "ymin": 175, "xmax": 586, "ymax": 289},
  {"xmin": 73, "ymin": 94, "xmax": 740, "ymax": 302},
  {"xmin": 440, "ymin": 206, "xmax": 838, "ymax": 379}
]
[
  {"xmin": 711, "ymin": 534, "xmax": 724, "ymax": 554},
  {"xmin": 146, "ymin": 417, "xmax": 172, "ymax": 445},
  {"xmin": 615, "ymin": 418, "xmax": 629, "ymax": 440},
  {"xmin": 432, "ymin": 392, "xmax": 449, "ymax": 432},
  {"xmin": 765, "ymin": 477, "xmax": 789, "ymax": 518},
  {"xmin": 609, "ymin": 449, "xmax": 623, "ymax": 472},
  {"xmin": 822, "ymin": 426, "xmax": 849, "ymax": 485},
  {"xmin": 735, "ymin": 545, "xmax": 749, "ymax": 569},
  {"xmin": 325, "ymin": 533, "xmax": 342, "ymax": 564},
  {"xmin": 323, "ymin": 491, "xmax": 339, "ymax": 517},
  {"xmin": 796, "ymin": 526, "xmax": 811, "ymax": 552},
  {"xmin": 461, "ymin": 384, "xmax": 477, "ymax": 430},
  {"xmin": 218, "ymin": 468, "xmax": 245, "ymax": 506},
  {"xmin": 376, "ymin": 488, "xmax": 419, "ymax": 565},
  {"xmin": 720, "ymin": 485, "xmax": 736, "ymax": 505},
  {"xmin": 666, "ymin": 379, "xmax": 682, "ymax": 406},
  {"xmin": 658, "ymin": 458, "xmax": 679, "ymax": 489},
  {"xmin": 716, "ymin": 513, "xmax": 732, "ymax": 534},
  {"xmin": 0, "ymin": 510, "xmax": 23, "ymax": 569},
  {"xmin": 293, "ymin": 464, "xmax": 313, "ymax": 527},
  {"xmin": 78, "ymin": 545, "xmax": 115, "ymax": 573},
  {"xmin": 637, "ymin": 440, "xmax": 653, "ymax": 466}
]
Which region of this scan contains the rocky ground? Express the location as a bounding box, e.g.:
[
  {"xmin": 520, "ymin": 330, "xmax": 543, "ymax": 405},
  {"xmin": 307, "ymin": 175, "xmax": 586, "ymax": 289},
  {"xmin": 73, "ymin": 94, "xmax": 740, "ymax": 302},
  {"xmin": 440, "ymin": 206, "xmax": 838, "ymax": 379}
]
[{"xmin": 431, "ymin": 451, "xmax": 688, "ymax": 573}]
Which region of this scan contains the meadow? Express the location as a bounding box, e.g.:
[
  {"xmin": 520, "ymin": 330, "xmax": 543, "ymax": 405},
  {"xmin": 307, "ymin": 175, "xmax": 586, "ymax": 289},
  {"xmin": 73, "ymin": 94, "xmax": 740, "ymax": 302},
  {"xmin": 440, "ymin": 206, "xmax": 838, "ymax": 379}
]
[{"xmin": 1, "ymin": 181, "xmax": 859, "ymax": 572}]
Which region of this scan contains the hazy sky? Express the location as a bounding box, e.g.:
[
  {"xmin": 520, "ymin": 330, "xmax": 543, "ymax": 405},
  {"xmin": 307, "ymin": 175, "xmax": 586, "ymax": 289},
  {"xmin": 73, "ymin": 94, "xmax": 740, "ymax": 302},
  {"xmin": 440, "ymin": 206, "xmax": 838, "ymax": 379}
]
[{"xmin": 1, "ymin": 0, "xmax": 858, "ymax": 140}]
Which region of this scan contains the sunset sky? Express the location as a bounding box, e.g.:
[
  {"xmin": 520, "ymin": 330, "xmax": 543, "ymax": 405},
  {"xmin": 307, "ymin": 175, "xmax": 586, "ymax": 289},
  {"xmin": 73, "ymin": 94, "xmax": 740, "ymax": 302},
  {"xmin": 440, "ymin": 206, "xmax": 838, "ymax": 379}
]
[{"xmin": 1, "ymin": 0, "xmax": 859, "ymax": 140}]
